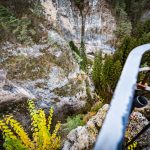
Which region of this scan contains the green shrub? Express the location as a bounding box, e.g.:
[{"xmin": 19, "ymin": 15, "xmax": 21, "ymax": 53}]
[
  {"xmin": 29, "ymin": 3, "xmax": 44, "ymax": 18},
  {"xmin": 13, "ymin": 16, "xmax": 35, "ymax": 45},
  {"xmin": 69, "ymin": 41, "xmax": 80, "ymax": 56},
  {"xmin": 0, "ymin": 5, "xmax": 18, "ymax": 42},
  {"xmin": 86, "ymin": 85, "xmax": 92, "ymax": 101},
  {"xmin": 0, "ymin": 3, "xmax": 45, "ymax": 45},
  {"xmin": 64, "ymin": 115, "xmax": 85, "ymax": 132},
  {"xmin": 69, "ymin": 41, "xmax": 88, "ymax": 71},
  {"xmin": 92, "ymin": 52, "xmax": 123, "ymax": 101}
]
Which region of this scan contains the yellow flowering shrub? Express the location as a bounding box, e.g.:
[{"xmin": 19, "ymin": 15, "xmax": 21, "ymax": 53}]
[{"xmin": 0, "ymin": 100, "xmax": 61, "ymax": 150}]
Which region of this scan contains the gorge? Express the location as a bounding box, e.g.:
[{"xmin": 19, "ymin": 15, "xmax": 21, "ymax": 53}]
[{"xmin": 0, "ymin": 0, "xmax": 150, "ymax": 149}]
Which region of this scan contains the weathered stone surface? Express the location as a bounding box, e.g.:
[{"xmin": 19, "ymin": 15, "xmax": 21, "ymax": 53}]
[
  {"xmin": 125, "ymin": 112, "xmax": 150, "ymax": 149},
  {"xmin": 134, "ymin": 100, "xmax": 150, "ymax": 121},
  {"xmin": 0, "ymin": 0, "xmax": 115, "ymax": 128},
  {"xmin": 62, "ymin": 104, "xmax": 109, "ymax": 150},
  {"xmin": 0, "ymin": 39, "xmax": 93, "ymax": 121},
  {"xmin": 0, "ymin": 84, "xmax": 35, "ymax": 105},
  {"xmin": 63, "ymin": 105, "xmax": 150, "ymax": 150},
  {"xmin": 0, "ymin": 70, "xmax": 35, "ymax": 105},
  {"xmin": 19, "ymin": 65, "xmax": 90, "ymax": 119},
  {"xmin": 0, "ymin": 69, "xmax": 7, "ymax": 88},
  {"xmin": 0, "ymin": 0, "xmax": 115, "ymax": 114},
  {"xmin": 42, "ymin": 0, "xmax": 116, "ymax": 53}
]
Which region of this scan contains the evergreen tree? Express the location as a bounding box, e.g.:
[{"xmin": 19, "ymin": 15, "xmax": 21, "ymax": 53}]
[
  {"xmin": 109, "ymin": 60, "xmax": 122, "ymax": 89},
  {"xmin": 80, "ymin": 41, "xmax": 88, "ymax": 71},
  {"xmin": 102, "ymin": 56, "xmax": 114, "ymax": 88},
  {"xmin": 116, "ymin": 36, "xmax": 137, "ymax": 66},
  {"xmin": 92, "ymin": 52, "xmax": 103, "ymax": 90}
]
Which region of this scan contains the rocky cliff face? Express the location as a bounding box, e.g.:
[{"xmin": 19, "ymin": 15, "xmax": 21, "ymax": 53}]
[
  {"xmin": 42, "ymin": 0, "xmax": 116, "ymax": 54},
  {"xmin": 0, "ymin": 0, "xmax": 116, "ymax": 130},
  {"xmin": 0, "ymin": 41, "xmax": 91, "ymax": 120},
  {"xmin": 0, "ymin": 0, "xmax": 116, "ymax": 118}
]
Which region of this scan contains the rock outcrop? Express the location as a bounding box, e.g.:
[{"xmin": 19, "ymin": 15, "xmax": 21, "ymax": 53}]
[
  {"xmin": 0, "ymin": 0, "xmax": 116, "ymax": 130},
  {"xmin": 0, "ymin": 70, "xmax": 35, "ymax": 106},
  {"xmin": 0, "ymin": 0, "xmax": 116, "ymax": 118},
  {"xmin": 63, "ymin": 105, "xmax": 150, "ymax": 150},
  {"xmin": 62, "ymin": 104, "xmax": 109, "ymax": 150},
  {"xmin": 125, "ymin": 112, "xmax": 150, "ymax": 149},
  {"xmin": 0, "ymin": 37, "xmax": 93, "ymax": 120},
  {"xmin": 42, "ymin": 0, "xmax": 116, "ymax": 54}
]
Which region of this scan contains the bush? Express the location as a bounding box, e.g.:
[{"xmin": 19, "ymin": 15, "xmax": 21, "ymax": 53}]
[
  {"xmin": 0, "ymin": 2, "xmax": 45, "ymax": 45},
  {"xmin": 64, "ymin": 115, "xmax": 85, "ymax": 132},
  {"xmin": 69, "ymin": 41, "xmax": 80, "ymax": 56},
  {"xmin": 29, "ymin": 3, "xmax": 44, "ymax": 18},
  {"xmin": 0, "ymin": 5, "xmax": 36, "ymax": 45},
  {"xmin": 0, "ymin": 5, "xmax": 18, "ymax": 42},
  {"xmin": 0, "ymin": 100, "xmax": 61, "ymax": 150},
  {"xmin": 115, "ymin": 21, "xmax": 132, "ymax": 40},
  {"xmin": 69, "ymin": 41, "xmax": 88, "ymax": 71},
  {"xmin": 92, "ymin": 52, "xmax": 123, "ymax": 101},
  {"xmin": 109, "ymin": 60, "xmax": 122, "ymax": 89},
  {"xmin": 80, "ymin": 42, "xmax": 88, "ymax": 71},
  {"xmin": 13, "ymin": 16, "xmax": 36, "ymax": 45}
]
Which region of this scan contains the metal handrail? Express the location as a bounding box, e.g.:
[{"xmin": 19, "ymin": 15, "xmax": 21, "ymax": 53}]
[
  {"xmin": 94, "ymin": 44, "xmax": 150, "ymax": 150},
  {"xmin": 139, "ymin": 67, "xmax": 150, "ymax": 72}
]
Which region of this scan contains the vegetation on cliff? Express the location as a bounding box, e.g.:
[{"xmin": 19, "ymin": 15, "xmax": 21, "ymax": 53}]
[{"xmin": 0, "ymin": 1, "xmax": 45, "ymax": 44}]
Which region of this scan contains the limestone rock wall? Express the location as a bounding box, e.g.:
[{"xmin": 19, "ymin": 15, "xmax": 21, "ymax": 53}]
[{"xmin": 42, "ymin": 0, "xmax": 116, "ymax": 53}]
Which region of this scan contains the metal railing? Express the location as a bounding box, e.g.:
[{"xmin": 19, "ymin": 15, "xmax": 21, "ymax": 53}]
[{"xmin": 94, "ymin": 44, "xmax": 150, "ymax": 150}]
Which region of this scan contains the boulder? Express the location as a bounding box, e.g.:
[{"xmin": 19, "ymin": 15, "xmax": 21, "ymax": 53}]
[
  {"xmin": 134, "ymin": 100, "xmax": 150, "ymax": 120},
  {"xmin": 63, "ymin": 105, "xmax": 150, "ymax": 150},
  {"xmin": 62, "ymin": 104, "xmax": 109, "ymax": 150},
  {"xmin": 125, "ymin": 112, "xmax": 150, "ymax": 148},
  {"xmin": 0, "ymin": 70, "xmax": 35, "ymax": 106}
]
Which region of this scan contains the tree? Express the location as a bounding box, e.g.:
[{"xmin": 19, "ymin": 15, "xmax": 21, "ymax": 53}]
[
  {"xmin": 102, "ymin": 56, "xmax": 114, "ymax": 89},
  {"xmin": 92, "ymin": 52, "xmax": 103, "ymax": 90},
  {"xmin": 109, "ymin": 60, "xmax": 122, "ymax": 89},
  {"xmin": 116, "ymin": 36, "xmax": 137, "ymax": 66}
]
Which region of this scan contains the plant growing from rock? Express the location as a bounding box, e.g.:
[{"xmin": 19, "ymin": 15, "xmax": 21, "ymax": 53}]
[
  {"xmin": 63, "ymin": 114, "xmax": 85, "ymax": 132},
  {"xmin": 0, "ymin": 3, "xmax": 43, "ymax": 45},
  {"xmin": 0, "ymin": 100, "xmax": 61, "ymax": 150},
  {"xmin": 69, "ymin": 41, "xmax": 80, "ymax": 56},
  {"xmin": 69, "ymin": 41, "xmax": 88, "ymax": 71}
]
